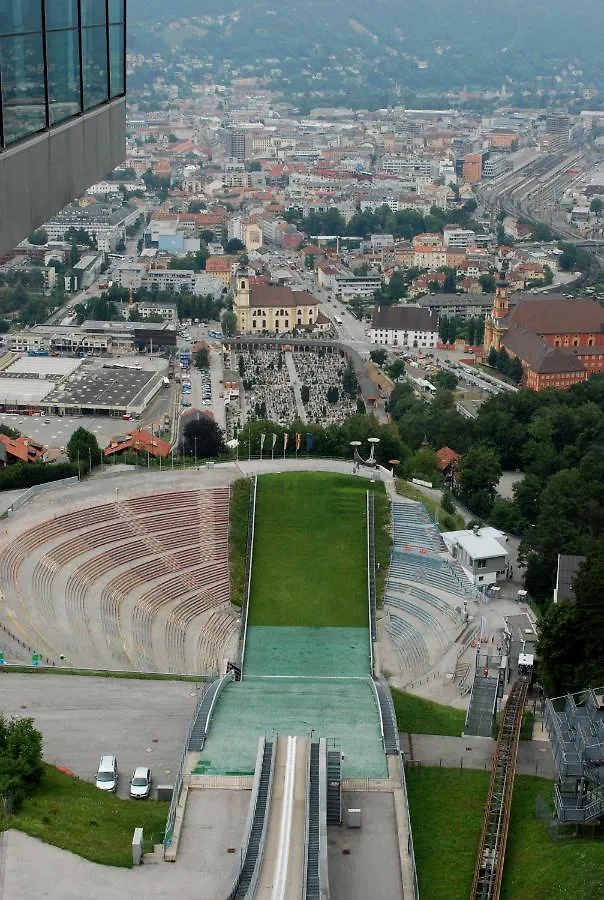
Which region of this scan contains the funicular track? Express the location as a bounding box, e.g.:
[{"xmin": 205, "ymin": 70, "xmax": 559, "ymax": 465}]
[{"xmin": 470, "ymin": 677, "xmax": 529, "ymax": 900}]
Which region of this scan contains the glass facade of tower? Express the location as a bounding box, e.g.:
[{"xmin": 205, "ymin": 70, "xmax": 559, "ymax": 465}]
[{"xmin": 0, "ymin": 0, "xmax": 125, "ymax": 148}]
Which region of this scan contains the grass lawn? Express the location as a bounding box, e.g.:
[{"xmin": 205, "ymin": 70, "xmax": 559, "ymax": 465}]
[
  {"xmin": 504, "ymin": 776, "xmax": 604, "ymax": 900},
  {"xmin": 249, "ymin": 472, "xmax": 384, "ymax": 627},
  {"xmin": 407, "ymin": 766, "xmax": 489, "ymax": 900},
  {"xmin": 392, "ymin": 688, "xmax": 466, "ymax": 736},
  {"xmin": 407, "ymin": 767, "xmax": 604, "ymax": 900},
  {"xmin": 7, "ymin": 764, "xmax": 168, "ymax": 867},
  {"xmin": 373, "ymin": 488, "xmax": 391, "ymax": 605},
  {"xmin": 229, "ymin": 477, "xmax": 252, "ymax": 607}
]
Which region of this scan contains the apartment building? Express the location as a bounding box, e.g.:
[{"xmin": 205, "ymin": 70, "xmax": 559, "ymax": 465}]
[
  {"xmin": 45, "ymin": 201, "xmax": 139, "ymax": 250},
  {"xmin": 442, "ymin": 227, "xmax": 477, "ymax": 249},
  {"xmin": 335, "ymin": 275, "xmax": 382, "ymax": 299},
  {"xmin": 205, "ymin": 256, "xmax": 236, "ymax": 287},
  {"xmin": 370, "ymin": 305, "xmax": 439, "ymax": 348}
]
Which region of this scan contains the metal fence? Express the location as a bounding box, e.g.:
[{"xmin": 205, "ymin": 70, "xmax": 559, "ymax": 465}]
[
  {"xmin": 8, "ymin": 476, "xmax": 79, "ymax": 515},
  {"xmin": 367, "ymin": 491, "xmax": 377, "ymax": 646},
  {"xmin": 163, "ymin": 678, "xmax": 215, "ymax": 852},
  {"xmin": 239, "ymin": 475, "xmax": 257, "ymax": 675}
]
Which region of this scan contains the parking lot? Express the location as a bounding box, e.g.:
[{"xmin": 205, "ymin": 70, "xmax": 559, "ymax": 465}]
[
  {"xmin": 0, "ymin": 673, "xmax": 198, "ymax": 798},
  {"xmin": 0, "ymin": 413, "xmax": 128, "ymax": 451}
]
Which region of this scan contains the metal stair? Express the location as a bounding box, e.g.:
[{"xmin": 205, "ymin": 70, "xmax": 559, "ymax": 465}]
[
  {"xmin": 464, "ymin": 675, "xmax": 499, "ymax": 738},
  {"xmin": 375, "ymin": 678, "xmax": 400, "ymax": 754},
  {"xmin": 187, "ymin": 678, "xmax": 221, "ymax": 751},
  {"xmin": 305, "ymin": 741, "xmax": 321, "ymax": 899},
  {"xmin": 326, "ymin": 746, "xmax": 341, "ymax": 826},
  {"xmin": 230, "ymin": 740, "xmax": 275, "ymax": 900}
]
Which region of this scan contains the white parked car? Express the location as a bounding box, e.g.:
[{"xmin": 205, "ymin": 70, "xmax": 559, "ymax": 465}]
[
  {"xmin": 129, "ymin": 766, "xmax": 152, "ymax": 799},
  {"xmin": 96, "ymin": 755, "xmax": 118, "ymax": 792}
]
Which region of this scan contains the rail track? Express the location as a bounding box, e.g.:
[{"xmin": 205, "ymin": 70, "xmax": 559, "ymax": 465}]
[{"xmin": 469, "ymin": 677, "xmax": 529, "ymax": 900}]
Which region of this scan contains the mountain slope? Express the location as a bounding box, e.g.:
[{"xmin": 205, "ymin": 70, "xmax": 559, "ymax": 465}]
[{"xmin": 126, "ymin": 0, "xmax": 604, "ymax": 100}]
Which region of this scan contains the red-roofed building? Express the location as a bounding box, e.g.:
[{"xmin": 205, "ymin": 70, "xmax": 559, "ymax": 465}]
[
  {"xmin": 104, "ymin": 430, "xmax": 172, "ymax": 459},
  {"xmin": 153, "ymin": 159, "xmax": 171, "ymax": 177},
  {"xmin": 0, "ymin": 434, "xmax": 45, "ymax": 465},
  {"xmin": 205, "ymin": 255, "xmax": 236, "ymax": 286},
  {"xmin": 436, "ymin": 446, "xmax": 461, "ymax": 484}
]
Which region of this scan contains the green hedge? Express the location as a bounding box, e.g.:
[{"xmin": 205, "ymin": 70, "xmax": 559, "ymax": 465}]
[{"xmin": 0, "ymin": 461, "xmax": 78, "ymax": 492}]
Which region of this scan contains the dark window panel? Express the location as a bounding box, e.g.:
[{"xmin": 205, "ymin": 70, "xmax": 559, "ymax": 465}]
[
  {"xmin": 81, "ymin": 25, "xmax": 108, "ymax": 109},
  {"xmin": 80, "ymin": 1, "xmax": 107, "ymax": 27},
  {"xmin": 0, "ymin": 32, "xmax": 45, "ymax": 144},
  {"xmin": 109, "ymin": 0, "xmax": 125, "ymax": 24},
  {"xmin": 44, "ymin": 0, "xmax": 79, "ymax": 31},
  {"xmin": 109, "ymin": 24, "xmax": 124, "ymax": 97},
  {"xmin": 46, "ymin": 28, "xmax": 81, "ymax": 125},
  {"xmin": 0, "ymin": 0, "xmax": 42, "ymax": 36}
]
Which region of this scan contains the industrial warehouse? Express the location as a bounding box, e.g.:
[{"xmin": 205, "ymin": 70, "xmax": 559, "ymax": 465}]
[{"xmin": 0, "ymin": 356, "xmax": 167, "ymax": 418}]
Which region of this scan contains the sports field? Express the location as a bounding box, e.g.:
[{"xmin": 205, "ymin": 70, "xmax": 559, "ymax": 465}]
[{"xmin": 249, "ymin": 472, "xmax": 383, "ymax": 628}]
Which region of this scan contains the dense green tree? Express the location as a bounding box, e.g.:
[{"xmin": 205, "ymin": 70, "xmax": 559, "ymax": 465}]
[
  {"xmin": 536, "ymin": 541, "xmax": 604, "ymax": 693},
  {"xmin": 474, "ymin": 317, "xmax": 485, "ymax": 345},
  {"xmin": 532, "ymin": 222, "xmax": 554, "ymax": 241},
  {"xmin": 434, "ymin": 370, "xmax": 458, "ymax": 391},
  {"xmin": 479, "ymin": 273, "xmax": 496, "ymax": 293},
  {"xmin": 225, "ymin": 238, "xmax": 245, "ymax": 254},
  {"xmin": 519, "ymin": 467, "xmax": 602, "ymax": 599},
  {"xmin": 195, "ymin": 347, "xmax": 209, "ymax": 368},
  {"xmin": 511, "ymin": 474, "xmax": 543, "ymax": 527},
  {"xmin": 69, "ymin": 241, "xmax": 79, "ymax": 268},
  {"xmin": 441, "ymin": 490, "xmax": 456, "ymax": 514},
  {"xmin": 181, "ymin": 416, "xmax": 226, "ymax": 458},
  {"xmin": 388, "ymin": 358, "xmax": 405, "ymax": 381},
  {"xmin": 536, "ymin": 600, "xmax": 584, "ymax": 695},
  {"xmin": 221, "ymin": 310, "xmax": 238, "ymax": 336},
  {"xmin": 439, "ymin": 315, "xmax": 449, "ymax": 343},
  {"xmin": 456, "ymin": 444, "xmax": 502, "ymax": 517},
  {"xmin": 370, "ymin": 349, "xmax": 388, "ymax": 367},
  {"xmin": 440, "ymin": 267, "xmax": 457, "ymax": 293},
  {"xmin": 342, "ymin": 360, "xmax": 358, "ymax": 396},
  {"xmin": 573, "ymin": 542, "xmax": 604, "ymax": 682},
  {"xmin": 387, "ymin": 270, "xmax": 407, "ymax": 301},
  {"xmin": 28, "ymin": 228, "xmax": 48, "ymax": 245},
  {"xmin": 0, "ymin": 715, "xmax": 43, "ymax": 809},
  {"xmin": 410, "ymin": 447, "xmax": 439, "ymax": 482},
  {"xmin": 508, "ymin": 356, "xmax": 523, "ymax": 384},
  {"xmin": 66, "ymin": 427, "xmax": 102, "ymax": 472}
]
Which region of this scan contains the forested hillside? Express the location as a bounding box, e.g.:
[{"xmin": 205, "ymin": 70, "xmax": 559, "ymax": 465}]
[{"xmin": 127, "ymin": 0, "xmax": 604, "ymax": 104}]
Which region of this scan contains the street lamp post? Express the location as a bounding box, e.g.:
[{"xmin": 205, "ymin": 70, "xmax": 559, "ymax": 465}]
[
  {"xmin": 350, "ymin": 440, "xmax": 361, "ymax": 472},
  {"xmin": 367, "ymin": 436, "xmax": 380, "ymax": 466}
]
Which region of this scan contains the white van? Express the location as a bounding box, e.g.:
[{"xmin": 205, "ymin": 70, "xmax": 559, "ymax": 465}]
[{"xmin": 96, "ymin": 755, "xmax": 118, "ymax": 792}]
